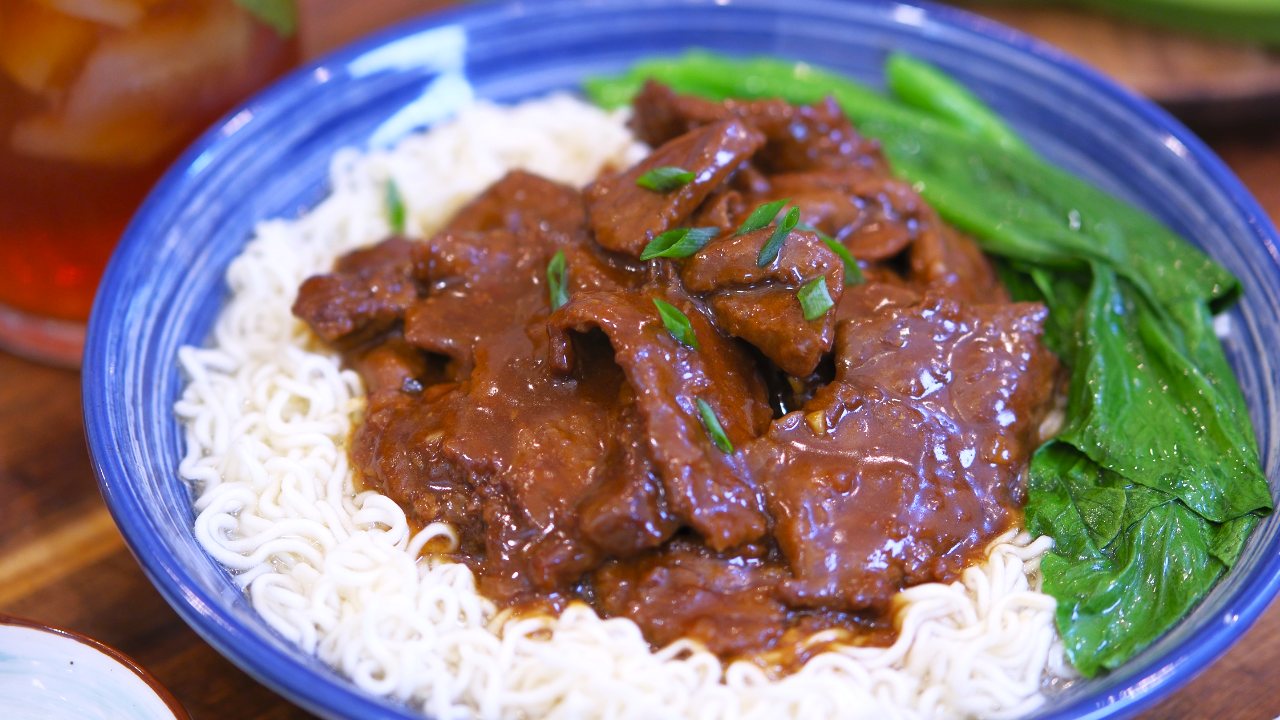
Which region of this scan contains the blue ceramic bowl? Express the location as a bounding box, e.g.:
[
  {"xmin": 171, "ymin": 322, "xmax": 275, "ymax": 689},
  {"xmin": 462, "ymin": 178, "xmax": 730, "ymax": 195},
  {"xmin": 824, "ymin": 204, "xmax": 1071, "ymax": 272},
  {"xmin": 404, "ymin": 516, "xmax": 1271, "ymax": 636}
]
[{"xmin": 82, "ymin": 1, "xmax": 1280, "ymax": 719}]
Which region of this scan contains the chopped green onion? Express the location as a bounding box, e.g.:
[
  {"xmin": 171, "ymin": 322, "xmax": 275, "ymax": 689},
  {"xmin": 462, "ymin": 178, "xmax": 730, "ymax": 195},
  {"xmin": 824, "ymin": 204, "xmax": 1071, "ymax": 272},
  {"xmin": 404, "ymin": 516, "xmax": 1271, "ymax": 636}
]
[
  {"xmin": 385, "ymin": 179, "xmax": 406, "ymax": 233},
  {"xmin": 734, "ymin": 198, "xmax": 789, "ymax": 236},
  {"xmin": 797, "ymin": 222, "xmax": 864, "ymax": 286},
  {"xmin": 653, "ymin": 298, "xmax": 700, "ymax": 350},
  {"xmin": 696, "ymin": 398, "xmax": 734, "ymax": 453},
  {"xmin": 757, "ymin": 206, "xmax": 801, "ymax": 267},
  {"xmin": 637, "ymin": 166, "xmax": 697, "ymax": 192},
  {"xmin": 547, "ymin": 250, "xmax": 569, "ymax": 310},
  {"xmin": 798, "ymin": 276, "xmax": 835, "ymax": 321},
  {"xmin": 640, "ymin": 227, "xmax": 720, "ymax": 260}
]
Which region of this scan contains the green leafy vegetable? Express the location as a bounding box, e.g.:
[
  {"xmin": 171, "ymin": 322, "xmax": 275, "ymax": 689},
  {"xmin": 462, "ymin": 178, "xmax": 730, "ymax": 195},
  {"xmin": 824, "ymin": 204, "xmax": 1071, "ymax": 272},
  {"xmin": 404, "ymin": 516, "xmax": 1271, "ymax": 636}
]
[
  {"xmin": 735, "ymin": 199, "xmax": 789, "ymax": 236},
  {"xmin": 547, "ymin": 250, "xmax": 568, "ymax": 310},
  {"xmin": 797, "ymin": 277, "xmax": 834, "ymax": 321},
  {"xmin": 584, "ymin": 50, "xmax": 1271, "ymax": 677},
  {"xmin": 233, "ymin": 0, "xmax": 296, "ymax": 37},
  {"xmin": 757, "ymin": 206, "xmax": 800, "ymax": 267},
  {"xmin": 797, "ymin": 221, "xmax": 864, "ymax": 286},
  {"xmin": 885, "ymin": 52, "xmax": 1030, "ymax": 156},
  {"xmin": 385, "ymin": 179, "xmax": 406, "ymax": 234},
  {"xmin": 640, "ymin": 227, "xmax": 719, "ymax": 260},
  {"xmin": 637, "ymin": 166, "xmax": 697, "ymax": 191},
  {"xmin": 696, "ymin": 398, "xmax": 733, "ymax": 453},
  {"xmin": 653, "ymin": 298, "xmax": 700, "ymax": 350}
]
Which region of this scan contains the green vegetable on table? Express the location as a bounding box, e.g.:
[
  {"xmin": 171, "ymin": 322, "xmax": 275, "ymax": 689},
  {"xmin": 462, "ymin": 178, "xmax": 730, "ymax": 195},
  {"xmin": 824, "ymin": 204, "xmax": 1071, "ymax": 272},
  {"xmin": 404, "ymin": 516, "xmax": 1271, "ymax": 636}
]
[
  {"xmin": 979, "ymin": 0, "xmax": 1280, "ymax": 48},
  {"xmin": 585, "ymin": 50, "xmax": 1272, "ymax": 677}
]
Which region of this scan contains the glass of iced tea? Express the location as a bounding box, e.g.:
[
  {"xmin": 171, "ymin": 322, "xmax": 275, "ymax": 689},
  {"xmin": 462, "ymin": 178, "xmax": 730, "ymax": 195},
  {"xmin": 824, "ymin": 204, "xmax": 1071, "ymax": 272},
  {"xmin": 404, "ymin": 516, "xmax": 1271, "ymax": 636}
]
[{"xmin": 0, "ymin": 0, "xmax": 296, "ymax": 366}]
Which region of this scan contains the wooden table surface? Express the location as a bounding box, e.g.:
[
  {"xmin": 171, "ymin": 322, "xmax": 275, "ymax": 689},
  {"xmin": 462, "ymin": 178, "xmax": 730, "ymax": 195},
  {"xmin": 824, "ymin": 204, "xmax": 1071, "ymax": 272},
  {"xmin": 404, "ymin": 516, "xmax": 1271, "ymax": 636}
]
[{"xmin": 5, "ymin": 14, "xmax": 1280, "ymax": 714}]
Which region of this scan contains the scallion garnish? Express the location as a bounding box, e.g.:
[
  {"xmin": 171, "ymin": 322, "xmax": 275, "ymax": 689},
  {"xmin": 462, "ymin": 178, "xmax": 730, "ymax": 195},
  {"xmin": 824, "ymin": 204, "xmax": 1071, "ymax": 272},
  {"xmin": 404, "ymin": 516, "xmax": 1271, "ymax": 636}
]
[
  {"xmin": 385, "ymin": 179, "xmax": 406, "ymax": 233},
  {"xmin": 797, "ymin": 222, "xmax": 865, "ymax": 286},
  {"xmin": 547, "ymin": 250, "xmax": 569, "ymax": 310},
  {"xmin": 696, "ymin": 398, "xmax": 734, "ymax": 453},
  {"xmin": 798, "ymin": 276, "xmax": 835, "ymax": 321},
  {"xmin": 653, "ymin": 298, "xmax": 699, "ymax": 350},
  {"xmin": 640, "ymin": 227, "xmax": 719, "ymax": 260},
  {"xmin": 734, "ymin": 198, "xmax": 789, "ymax": 236},
  {"xmin": 637, "ymin": 166, "xmax": 697, "ymax": 192},
  {"xmin": 756, "ymin": 206, "xmax": 800, "ymax": 267}
]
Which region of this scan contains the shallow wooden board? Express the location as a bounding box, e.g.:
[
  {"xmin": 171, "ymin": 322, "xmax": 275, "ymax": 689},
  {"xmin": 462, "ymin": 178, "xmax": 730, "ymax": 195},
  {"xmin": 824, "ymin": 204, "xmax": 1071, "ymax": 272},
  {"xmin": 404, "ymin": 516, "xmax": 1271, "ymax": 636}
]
[{"xmin": 959, "ymin": 3, "xmax": 1280, "ymax": 109}]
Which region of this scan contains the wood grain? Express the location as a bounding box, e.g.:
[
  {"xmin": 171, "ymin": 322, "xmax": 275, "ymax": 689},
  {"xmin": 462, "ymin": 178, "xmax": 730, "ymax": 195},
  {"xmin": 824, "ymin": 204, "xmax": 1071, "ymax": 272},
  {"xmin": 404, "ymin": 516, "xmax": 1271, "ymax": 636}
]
[{"xmin": 959, "ymin": 3, "xmax": 1280, "ymax": 106}]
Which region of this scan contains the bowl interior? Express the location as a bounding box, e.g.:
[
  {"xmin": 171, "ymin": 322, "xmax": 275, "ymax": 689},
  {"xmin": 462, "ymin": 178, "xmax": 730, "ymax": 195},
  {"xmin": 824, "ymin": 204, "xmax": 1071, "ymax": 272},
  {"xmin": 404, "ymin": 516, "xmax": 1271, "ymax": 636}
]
[{"xmin": 82, "ymin": 1, "xmax": 1280, "ymax": 719}]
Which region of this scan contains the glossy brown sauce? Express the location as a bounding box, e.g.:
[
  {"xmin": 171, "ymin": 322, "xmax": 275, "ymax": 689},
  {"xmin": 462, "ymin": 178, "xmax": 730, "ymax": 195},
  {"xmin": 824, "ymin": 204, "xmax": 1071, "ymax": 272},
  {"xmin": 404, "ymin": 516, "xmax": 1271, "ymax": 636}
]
[{"xmin": 292, "ymin": 83, "xmax": 1061, "ymax": 671}]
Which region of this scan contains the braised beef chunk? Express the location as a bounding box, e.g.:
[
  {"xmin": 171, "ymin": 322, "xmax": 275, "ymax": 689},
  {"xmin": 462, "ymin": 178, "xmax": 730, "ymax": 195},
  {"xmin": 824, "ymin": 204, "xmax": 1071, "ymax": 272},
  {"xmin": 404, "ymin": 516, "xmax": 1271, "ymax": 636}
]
[
  {"xmin": 591, "ymin": 538, "xmax": 790, "ymax": 656},
  {"xmin": 681, "ymin": 226, "xmax": 843, "ymax": 377},
  {"xmin": 298, "ymin": 87, "xmax": 1064, "ymax": 668},
  {"xmin": 404, "ymin": 228, "xmax": 554, "ymax": 377},
  {"xmin": 909, "ymin": 224, "xmax": 1009, "ymax": 304},
  {"xmin": 628, "ymin": 80, "xmax": 728, "ymax": 147},
  {"xmin": 746, "ymin": 171, "xmax": 926, "ymax": 261},
  {"xmin": 292, "ymin": 237, "xmax": 419, "ymax": 346},
  {"xmin": 630, "ymin": 81, "xmax": 884, "ymax": 175},
  {"xmin": 548, "ymin": 281, "xmax": 773, "ymax": 551},
  {"xmin": 586, "ymin": 119, "xmax": 765, "ymax": 256},
  {"xmin": 752, "ymin": 295, "xmax": 1058, "ymax": 612},
  {"xmin": 443, "ymin": 170, "xmax": 586, "ymax": 238},
  {"xmin": 352, "ymin": 384, "xmax": 476, "ymax": 535}
]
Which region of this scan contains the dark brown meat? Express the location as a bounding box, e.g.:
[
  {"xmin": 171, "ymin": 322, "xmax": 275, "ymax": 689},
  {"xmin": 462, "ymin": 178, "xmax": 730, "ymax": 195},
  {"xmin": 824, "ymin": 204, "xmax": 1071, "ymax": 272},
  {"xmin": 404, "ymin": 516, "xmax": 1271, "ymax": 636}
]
[
  {"xmin": 749, "ymin": 295, "xmax": 1058, "ymax": 612},
  {"xmin": 345, "ymin": 333, "xmax": 436, "ymax": 393},
  {"xmin": 909, "ymin": 225, "xmax": 1009, "ymax": 304},
  {"xmin": 291, "ymin": 237, "xmax": 420, "ymax": 347},
  {"xmin": 404, "ymin": 228, "xmax": 554, "ymax": 378},
  {"xmin": 746, "ymin": 171, "xmax": 927, "ymax": 262},
  {"xmin": 352, "ymin": 384, "xmax": 476, "ymax": 535},
  {"xmin": 442, "ymin": 170, "xmax": 587, "ymax": 239},
  {"xmin": 548, "ymin": 280, "xmax": 773, "ymax": 551},
  {"xmin": 681, "ymin": 226, "xmax": 843, "ymax": 377},
  {"xmin": 591, "ymin": 538, "xmax": 790, "ymax": 656},
  {"xmin": 585, "ymin": 119, "xmax": 765, "ymax": 257},
  {"xmin": 630, "ymin": 81, "xmax": 885, "ymax": 175}
]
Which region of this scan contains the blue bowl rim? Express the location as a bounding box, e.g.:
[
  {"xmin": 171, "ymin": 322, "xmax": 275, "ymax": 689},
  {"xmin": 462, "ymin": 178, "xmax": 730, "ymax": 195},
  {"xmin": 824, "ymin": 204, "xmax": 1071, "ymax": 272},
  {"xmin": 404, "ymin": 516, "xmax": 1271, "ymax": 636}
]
[{"xmin": 80, "ymin": 1, "xmax": 1280, "ymax": 719}]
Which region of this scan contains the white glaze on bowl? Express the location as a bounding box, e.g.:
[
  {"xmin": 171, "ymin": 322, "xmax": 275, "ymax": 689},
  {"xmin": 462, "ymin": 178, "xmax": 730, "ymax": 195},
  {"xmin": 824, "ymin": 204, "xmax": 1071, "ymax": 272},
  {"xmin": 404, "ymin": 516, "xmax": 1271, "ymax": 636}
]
[{"xmin": 0, "ymin": 623, "xmax": 182, "ymax": 720}]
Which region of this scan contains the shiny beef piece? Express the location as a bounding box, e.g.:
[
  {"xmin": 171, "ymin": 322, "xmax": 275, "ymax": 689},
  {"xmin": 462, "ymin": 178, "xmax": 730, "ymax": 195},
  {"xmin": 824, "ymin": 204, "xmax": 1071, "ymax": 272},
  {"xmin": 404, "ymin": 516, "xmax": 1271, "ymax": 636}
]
[
  {"xmin": 630, "ymin": 81, "xmax": 885, "ymax": 174},
  {"xmin": 443, "ymin": 170, "xmax": 587, "ymax": 239},
  {"xmin": 909, "ymin": 224, "xmax": 1009, "ymax": 304},
  {"xmin": 549, "ymin": 279, "xmax": 773, "ymax": 551},
  {"xmin": 585, "ymin": 119, "xmax": 764, "ymax": 257},
  {"xmin": 747, "ymin": 171, "xmax": 925, "ymax": 262},
  {"xmin": 591, "ymin": 538, "xmax": 790, "ymax": 656},
  {"xmin": 751, "ymin": 295, "xmax": 1058, "ymax": 612},
  {"xmin": 291, "ymin": 237, "xmax": 420, "ymax": 347},
  {"xmin": 681, "ymin": 226, "xmax": 843, "ymax": 377}
]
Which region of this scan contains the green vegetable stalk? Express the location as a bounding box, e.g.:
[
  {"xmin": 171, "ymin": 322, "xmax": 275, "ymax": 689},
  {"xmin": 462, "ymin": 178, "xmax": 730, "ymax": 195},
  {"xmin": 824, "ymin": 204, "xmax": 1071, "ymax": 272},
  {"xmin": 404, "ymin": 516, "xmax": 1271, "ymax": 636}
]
[
  {"xmin": 585, "ymin": 50, "xmax": 1272, "ymax": 676},
  {"xmin": 976, "ymin": 0, "xmax": 1280, "ymax": 48}
]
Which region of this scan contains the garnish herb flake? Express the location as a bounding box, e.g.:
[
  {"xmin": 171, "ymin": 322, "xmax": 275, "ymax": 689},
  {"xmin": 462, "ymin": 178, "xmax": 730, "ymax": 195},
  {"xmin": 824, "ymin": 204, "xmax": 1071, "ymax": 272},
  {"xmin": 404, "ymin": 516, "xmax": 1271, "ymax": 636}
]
[
  {"xmin": 757, "ymin": 206, "xmax": 801, "ymax": 267},
  {"xmin": 798, "ymin": 221, "xmax": 864, "ymax": 286},
  {"xmin": 640, "ymin": 227, "xmax": 719, "ymax": 260},
  {"xmin": 637, "ymin": 166, "xmax": 697, "ymax": 192},
  {"xmin": 653, "ymin": 298, "xmax": 700, "ymax": 350},
  {"xmin": 547, "ymin": 250, "xmax": 569, "ymax": 310},
  {"xmin": 735, "ymin": 198, "xmax": 789, "ymax": 236},
  {"xmin": 385, "ymin": 179, "xmax": 406, "ymax": 234},
  {"xmin": 697, "ymin": 398, "xmax": 734, "ymax": 453},
  {"xmin": 798, "ymin": 276, "xmax": 835, "ymax": 321}
]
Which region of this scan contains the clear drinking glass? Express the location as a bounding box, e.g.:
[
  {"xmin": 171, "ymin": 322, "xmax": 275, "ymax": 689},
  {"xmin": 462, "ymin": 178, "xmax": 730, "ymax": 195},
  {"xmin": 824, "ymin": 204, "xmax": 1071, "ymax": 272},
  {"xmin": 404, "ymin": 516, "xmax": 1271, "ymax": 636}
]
[{"xmin": 0, "ymin": 0, "xmax": 296, "ymax": 365}]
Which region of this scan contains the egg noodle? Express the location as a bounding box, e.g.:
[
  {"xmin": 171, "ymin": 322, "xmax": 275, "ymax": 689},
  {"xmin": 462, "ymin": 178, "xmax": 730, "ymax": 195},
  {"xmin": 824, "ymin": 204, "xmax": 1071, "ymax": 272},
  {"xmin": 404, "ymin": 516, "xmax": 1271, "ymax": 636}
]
[{"xmin": 175, "ymin": 93, "xmax": 1070, "ymax": 720}]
